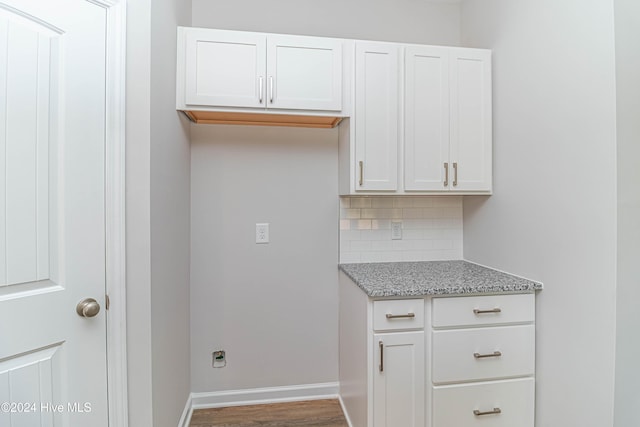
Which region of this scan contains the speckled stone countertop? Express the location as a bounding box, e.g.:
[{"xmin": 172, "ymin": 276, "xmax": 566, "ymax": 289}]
[{"xmin": 339, "ymin": 261, "xmax": 543, "ymax": 297}]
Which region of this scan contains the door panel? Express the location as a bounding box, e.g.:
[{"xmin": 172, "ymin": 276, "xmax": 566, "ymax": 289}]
[
  {"xmin": 267, "ymin": 35, "xmax": 342, "ymax": 111},
  {"xmin": 0, "ymin": 0, "xmax": 108, "ymax": 425},
  {"xmin": 404, "ymin": 46, "xmax": 450, "ymax": 191},
  {"xmin": 355, "ymin": 42, "xmax": 398, "ymax": 191},
  {"xmin": 185, "ymin": 29, "xmax": 266, "ymax": 108}
]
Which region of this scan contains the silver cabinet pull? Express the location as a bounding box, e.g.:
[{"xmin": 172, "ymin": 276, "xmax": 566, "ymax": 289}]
[
  {"xmin": 473, "ymin": 307, "xmax": 502, "ymax": 314},
  {"xmin": 359, "ymin": 161, "xmax": 364, "ymax": 186},
  {"xmin": 269, "ymin": 76, "xmax": 274, "ymax": 103},
  {"xmin": 379, "ymin": 341, "xmax": 384, "ymax": 372},
  {"xmin": 386, "ymin": 312, "xmax": 415, "ymax": 319},
  {"xmin": 474, "ymin": 351, "xmax": 502, "ymax": 359},
  {"xmin": 444, "ymin": 162, "xmax": 449, "ymax": 187},
  {"xmin": 258, "ymin": 76, "xmax": 264, "ymax": 104},
  {"xmin": 474, "ymin": 408, "xmax": 502, "ymax": 416},
  {"xmin": 453, "ymin": 162, "xmax": 458, "ymax": 187}
]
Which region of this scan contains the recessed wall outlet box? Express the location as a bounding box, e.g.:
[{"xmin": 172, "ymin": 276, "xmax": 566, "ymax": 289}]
[
  {"xmin": 212, "ymin": 350, "xmax": 226, "ymax": 368},
  {"xmin": 256, "ymin": 223, "xmax": 269, "ymax": 244},
  {"xmin": 391, "ymin": 221, "xmax": 402, "ymax": 240}
]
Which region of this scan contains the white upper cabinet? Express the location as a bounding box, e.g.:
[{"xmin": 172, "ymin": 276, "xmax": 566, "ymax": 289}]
[
  {"xmin": 267, "ymin": 35, "xmax": 343, "ymax": 111},
  {"xmin": 449, "ymin": 48, "xmax": 492, "ymax": 192},
  {"xmin": 179, "ymin": 28, "xmax": 343, "ymax": 113},
  {"xmin": 404, "ymin": 46, "xmax": 492, "ymax": 193},
  {"xmin": 354, "ymin": 42, "xmax": 399, "ymax": 191},
  {"xmin": 184, "ymin": 29, "xmax": 266, "ymax": 108},
  {"xmin": 404, "ymin": 46, "xmax": 450, "ymax": 191}
]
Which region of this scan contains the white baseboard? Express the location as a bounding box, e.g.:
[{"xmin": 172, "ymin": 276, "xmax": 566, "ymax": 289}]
[
  {"xmin": 178, "ymin": 394, "xmax": 193, "ymax": 427},
  {"xmin": 190, "ymin": 382, "xmax": 340, "ymax": 410}
]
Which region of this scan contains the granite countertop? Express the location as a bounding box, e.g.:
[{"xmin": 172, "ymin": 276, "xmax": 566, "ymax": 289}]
[{"xmin": 339, "ymin": 260, "xmax": 543, "ymax": 297}]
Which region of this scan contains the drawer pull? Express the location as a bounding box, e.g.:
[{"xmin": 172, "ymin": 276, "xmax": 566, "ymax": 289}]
[
  {"xmin": 473, "ymin": 408, "xmax": 502, "ymax": 416},
  {"xmin": 474, "ymin": 351, "xmax": 502, "ymax": 359},
  {"xmin": 473, "ymin": 307, "xmax": 502, "ymax": 315},
  {"xmin": 379, "ymin": 341, "xmax": 384, "ymax": 372},
  {"xmin": 385, "ymin": 312, "xmax": 415, "ymax": 319}
]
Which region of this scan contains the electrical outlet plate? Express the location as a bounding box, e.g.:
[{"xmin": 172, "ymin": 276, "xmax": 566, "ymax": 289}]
[
  {"xmin": 256, "ymin": 223, "xmax": 269, "ymax": 244},
  {"xmin": 391, "ymin": 221, "xmax": 402, "ymax": 240},
  {"xmin": 212, "ymin": 350, "xmax": 226, "ymax": 368}
]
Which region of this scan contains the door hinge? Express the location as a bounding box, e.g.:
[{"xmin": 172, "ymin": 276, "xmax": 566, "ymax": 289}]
[{"xmin": 105, "ymin": 294, "xmax": 110, "ymax": 310}]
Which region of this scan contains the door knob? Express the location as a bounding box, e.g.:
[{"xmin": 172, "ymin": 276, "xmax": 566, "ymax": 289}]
[{"xmin": 76, "ymin": 298, "xmax": 101, "ymax": 318}]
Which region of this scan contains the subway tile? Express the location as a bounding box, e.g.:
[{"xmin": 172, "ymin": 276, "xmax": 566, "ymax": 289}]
[
  {"xmin": 340, "ymin": 220, "xmax": 351, "ymax": 230},
  {"xmin": 350, "ymin": 197, "xmax": 372, "ymax": 208},
  {"xmin": 443, "ymin": 207, "xmax": 463, "ymax": 218},
  {"xmin": 371, "ymin": 197, "xmax": 394, "ymax": 208},
  {"xmin": 403, "ymin": 229, "xmax": 425, "ymax": 240},
  {"xmin": 393, "ymin": 197, "xmax": 414, "ymax": 208},
  {"xmin": 351, "ymin": 240, "xmax": 373, "ymax": 251},
  {"xmin": 340, "ymin": 230, "xmax": 361, "ymax": 241},
  {"xmin": 340, "ymin": 252, "xmax": 361, "ymax": 263},
  {"xmin": 371, "ymin": 219, "xmax": 391, "ymax": 230},
  {"xmin": 354, "ymin": 220, "xmax": 372, "ymax": 230},
  {"xmin": 362, "ymin": 229, "xmax": 391, "ymax": 241},
  {"xmin": 371, "ymin": 240, "xmax": 394, "ymax": 251},
  {"xmin": 412, "ymin": 197, "xmax": 435, "ymax": 208},
  {"xmin": 402, "ymin": 208, "xmax": 424, "ymax": 219},
  {"xmin": 339, "ymin": 197, "xmax": 351, "ymax": 209},
  {"xmin": 341, "ymin": 208, "xmax": 361, "ymax": 219}
]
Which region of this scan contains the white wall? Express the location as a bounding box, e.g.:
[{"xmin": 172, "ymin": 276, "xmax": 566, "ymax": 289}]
[
  {"xmin": 189, "ymin": 0, "xmax": 462, "ymax": 394},
  {"xmin": 126, "ymin": 0, "xmax": 191, "ymax": 425},
  {"xmin": 460, "ymin": 1, "xmax": 618, "ymax": 426},
  {"xmin": 191, "ymin": 0, "xmax": 461, "ymax": 46},
  {"xmin": 614, "ymin": 0, "xmax": 640, "ymax": 424}
]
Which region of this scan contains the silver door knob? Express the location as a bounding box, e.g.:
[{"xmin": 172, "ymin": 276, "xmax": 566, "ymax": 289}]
[{"xmin": 76, "ymin": 298, "xmax": 101, "ymax": 318}]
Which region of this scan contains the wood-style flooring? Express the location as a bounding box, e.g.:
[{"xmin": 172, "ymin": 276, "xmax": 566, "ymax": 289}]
[{"xmin": 189, "ymin": 399, "xmax": 349, "ymax": 427}]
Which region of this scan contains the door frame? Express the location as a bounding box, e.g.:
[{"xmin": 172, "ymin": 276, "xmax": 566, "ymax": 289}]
[{"xmin": 98, "ymin": 0, "xmax": 128, "ymax": 426}]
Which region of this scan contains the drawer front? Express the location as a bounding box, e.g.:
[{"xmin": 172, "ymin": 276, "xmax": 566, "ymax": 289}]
[
  {"xmin": 373, "ymin": 299, "xmax": 424, "ymax": 331},
  {"xmin": 432, "ymin": 294, "xmax": 534, "ymax": 328},
  {"xmin": 432, "ymin": 325, "xmax": 535, "ymax": 384},
  {"xmin": 433, "ymin": 378, "xmax": 534, "ymax": 427}
]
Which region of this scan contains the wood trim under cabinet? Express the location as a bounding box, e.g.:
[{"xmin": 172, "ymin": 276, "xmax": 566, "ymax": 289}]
[{"xmin": 183, "ymin": 111, "xmax": 343, "ymax": 129}]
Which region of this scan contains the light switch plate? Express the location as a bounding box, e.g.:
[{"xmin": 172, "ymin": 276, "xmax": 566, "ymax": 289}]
[
  {"xmin": 391, "ymin": 221, "xmax": 402, "ymax": 240},
  {"xmin": 256, "ymin": 223, "xmax": 269, "ymax": 244}
]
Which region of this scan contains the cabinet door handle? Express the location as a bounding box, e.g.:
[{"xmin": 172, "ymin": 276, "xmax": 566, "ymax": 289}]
[
  {"xmin": 359, "ymin": 161, "xmax": 364, "ymax": 186},
  {"xmin": 269, "ymin": 76, "xmax": 274, "ymax": 103},
  {"xmin": 386, "ymin": 312, "xmax": 415, "ymax": 319},
  {"xmin": 474, "ymin": 351, "xmax": 502, "ymax": 359},
  {"xmin": 453, "ymin": 162, "xmax": 458, "ymax": 187},
  {"xmin": 473, "ymin": 408, "xmax": 502, "ymax": 416},
  {"xmin": 473, "ymin": 307, "xmax": 502, "ymax": 315},
  {"xmin": 258, "ymin": 76, "xmax": 264, "ymax": 104},
  {"xmin": 379, "ymin": 341, "xmax": 384, "ymax": 372},
  {"xmin": 444, "ymin": 162, "xmax": 449, "ymax": 187}
]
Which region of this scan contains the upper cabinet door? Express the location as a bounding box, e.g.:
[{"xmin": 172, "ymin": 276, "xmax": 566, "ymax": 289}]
[
  {"xmin": 404, "ymin": 46, "xmax": 450, "ymax": 191},
  {"xmin": 450, "ymin": 48, "xmax": 492, "ymax": 192},
  {"xmin": 354, "ymin": 42, "xmax": 399, "ymax": 192},
  {"xmin": 184, "ymin": 29, "xmax": 266, "ymax": 108},
  {"xmin": 266, "ymin": 35, "xmax": 342, "ymax": 111}
]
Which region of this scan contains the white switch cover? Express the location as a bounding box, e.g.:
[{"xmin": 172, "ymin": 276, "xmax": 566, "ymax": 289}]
[
  {"xmin": 391, "ymin": 221, "xmax": 402, "ymax": 240},
  {"xmin": 256, "ymin": 223, "xmax": 269, "ymax": 244}
]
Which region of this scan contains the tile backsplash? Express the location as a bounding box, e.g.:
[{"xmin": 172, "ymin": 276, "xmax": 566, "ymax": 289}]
[{"xmin": 339, "ymin": 196, "xmax": 463, "ymax": 263}]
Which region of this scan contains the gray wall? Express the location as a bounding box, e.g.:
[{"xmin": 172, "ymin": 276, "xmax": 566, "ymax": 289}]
[
  {"xmin": 614, "ymin": 0, "xmax": 640, "ymax": 424},
  {"xmin": 150, "ymin": 0, "xmax": 192, "ymax": 425},
  {"xmin": 126, "ymin": 0, "xmax": 191, "ymax": 425},
  {"xmin": 188, "ymin": 0, "xmax": 462, "ymax": 393},
  {"xmin": 460, "ymin": 0, "xmax": 618, "ymax": 426}
]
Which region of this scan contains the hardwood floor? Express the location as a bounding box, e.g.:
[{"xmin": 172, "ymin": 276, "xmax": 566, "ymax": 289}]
[{"xmin": 189, "ymin": 399, "xmax": 349, "ymax": 427}]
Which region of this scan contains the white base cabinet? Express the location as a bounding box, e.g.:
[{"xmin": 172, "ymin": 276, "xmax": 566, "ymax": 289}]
[{"xmin": 338, "ymin": 272, "xmax": 536, "ymax": 427}]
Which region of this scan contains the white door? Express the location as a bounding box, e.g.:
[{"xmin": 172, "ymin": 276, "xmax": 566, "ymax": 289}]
[
  {"xmin": 0, "ymin": 0, "xmax": 109, "ymax": 426},
  {"xmin": 355, "ymin": 42, "xmax": 398, "ymax": 192},
  {"xmin": 404, "ymin": 46, "xmax": 450, "ymax": 191},
  {"xmin": 266, "ymin": 35, "xmax": 342, "ymax": 111},
  {"xmin": 184, "ymin": 28, "xmax": 266, "ymax": 108},
  {"xmin": 373, "ymin": 332, "xmax": 425, "ymax": 427},
  {"xmin": 450, "ymin": 48, "xmax": 492, "ymax": 192}
]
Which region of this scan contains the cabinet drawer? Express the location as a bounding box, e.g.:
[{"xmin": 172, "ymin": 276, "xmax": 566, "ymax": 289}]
[
  {"xmin": 432, "ymin": 325, "xmax": 535, "ymax": 384},
  {"xmin": 433, "ymin": 378, "xmax": 534, "ymax": 427},
  {"xmin": 373, "ymin": 299, "xmax": 424, "ymax": 331},
  {"xmin": 432, "ymin": 294, "xmax": 534, "ymax": 328}
]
